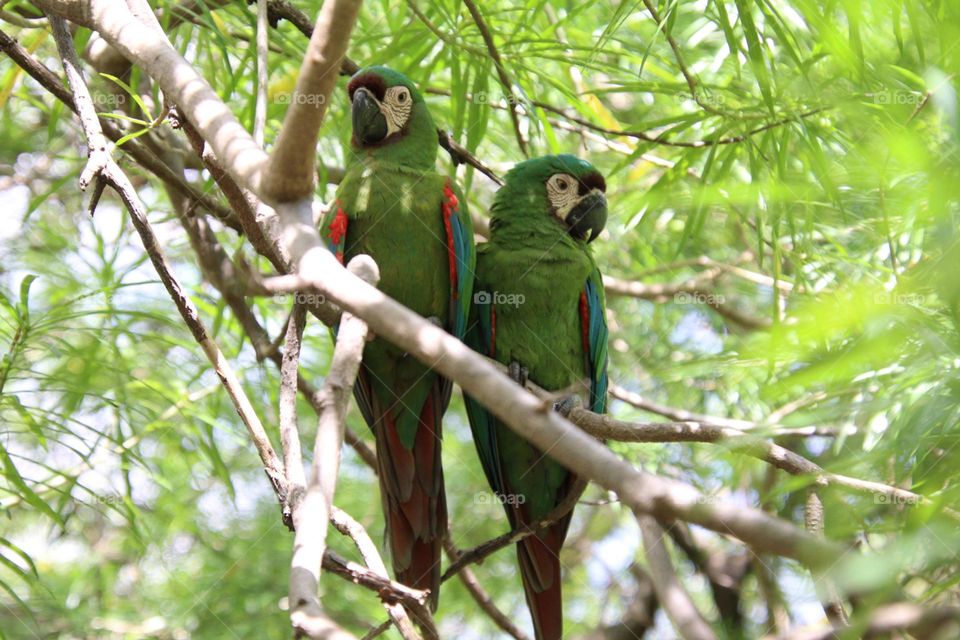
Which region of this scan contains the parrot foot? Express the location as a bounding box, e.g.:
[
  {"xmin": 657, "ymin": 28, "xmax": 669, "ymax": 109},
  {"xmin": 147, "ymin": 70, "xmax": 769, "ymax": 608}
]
[
  {"xmin": 554, "ymin": 394, "xmax": 583, "ymax": 417},
  {"xmin": 508, "ymin": 361, "xmax": 529, "ymax": 388}
]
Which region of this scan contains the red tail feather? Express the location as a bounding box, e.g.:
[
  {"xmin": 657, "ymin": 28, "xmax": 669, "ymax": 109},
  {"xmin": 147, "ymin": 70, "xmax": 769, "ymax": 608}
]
[
  {"xmin": 518, "ymin": 528, "xmax": 565, "ymax": 640},
  {"xmin": 376, "ymin": 386, "xmax": 447, "ymax": 611}
]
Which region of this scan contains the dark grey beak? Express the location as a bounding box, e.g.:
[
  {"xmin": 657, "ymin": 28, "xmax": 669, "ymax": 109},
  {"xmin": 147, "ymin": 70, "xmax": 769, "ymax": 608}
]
[
  {"xmin": 565, "ymin": 192, "xmax": 608, "ymax": 243},
  {"xmin": 352, "ymin": 87, "xmax": 388, "ymax": 145}
]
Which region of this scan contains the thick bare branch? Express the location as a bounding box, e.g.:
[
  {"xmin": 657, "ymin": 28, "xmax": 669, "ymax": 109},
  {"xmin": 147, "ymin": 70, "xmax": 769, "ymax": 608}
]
[
  {"xmin": 261, "ymin": 0, "xmax": 362, "ymax": 201},
  {"xmin": 254, "ymin": 0, "xmax": 269, "ymax": 147},
  {"xmin": 290, "ymin": 256, "xmax": 378, "ymax": 639}
]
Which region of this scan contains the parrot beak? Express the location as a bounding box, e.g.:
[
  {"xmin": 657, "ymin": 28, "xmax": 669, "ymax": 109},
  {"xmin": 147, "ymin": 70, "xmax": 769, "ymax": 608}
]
[
  {"xmin": 352, "ymin": 87, "xmax": 388, "ymax": 145},
  {"xmin": 565, "ymin": 192, "xmax": 607, "ymax": 243}
]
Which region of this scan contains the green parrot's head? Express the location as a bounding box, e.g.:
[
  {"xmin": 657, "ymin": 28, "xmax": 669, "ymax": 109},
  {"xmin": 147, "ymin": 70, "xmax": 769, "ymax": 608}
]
[
  {"xmin": 346, "ymin": 66, "xmax": 437, "ymax": 168},
  {"xmin": 491, "ymin": 155, "xmax": 608, "ymax": 244}
]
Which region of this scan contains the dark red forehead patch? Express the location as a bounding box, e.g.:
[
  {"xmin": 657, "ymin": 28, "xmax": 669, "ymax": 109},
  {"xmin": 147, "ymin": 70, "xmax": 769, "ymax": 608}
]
[
  {"xmin": 578, "ymin": 172, "xmax": 606, "ymax": 195},
  {"xmin": 347, "ymin": 74, "xmax": 387, "ymax": 102}
]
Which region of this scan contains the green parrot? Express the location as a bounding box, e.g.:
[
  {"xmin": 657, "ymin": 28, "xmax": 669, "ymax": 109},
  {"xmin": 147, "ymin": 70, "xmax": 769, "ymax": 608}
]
[
  {"xmin": 319, "ymin": 66, "xmax": 475, "ymax": 609},
  {"xmin": 464, "ymin": 155, "xmax": 609, "ymax": 640}
]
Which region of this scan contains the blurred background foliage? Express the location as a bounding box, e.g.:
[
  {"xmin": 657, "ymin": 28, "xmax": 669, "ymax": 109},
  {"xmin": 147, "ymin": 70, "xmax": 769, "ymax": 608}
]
[{"xmin": 1, "ymin": 0, "xmax": 959, "ymax": 637}]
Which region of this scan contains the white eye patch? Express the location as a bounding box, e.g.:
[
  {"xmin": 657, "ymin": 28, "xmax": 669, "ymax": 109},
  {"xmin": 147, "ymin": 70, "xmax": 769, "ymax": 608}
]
[
  {"xmin": 381, "ymin": 86, "xmax": 414, "ymax": 136},
  {"xmin": 546, "ymin": 173, "xmax": 580, "ymax": 217}
]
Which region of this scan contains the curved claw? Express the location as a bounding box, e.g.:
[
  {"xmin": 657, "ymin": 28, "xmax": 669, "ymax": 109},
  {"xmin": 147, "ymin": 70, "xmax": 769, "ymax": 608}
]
[
  {"xmin": 508, "ymin": 361, "xmax": 529, "ymax": 388},
  {"xmin": 553, "ymin": 394, "xmax": 583, "ymax": 417}
]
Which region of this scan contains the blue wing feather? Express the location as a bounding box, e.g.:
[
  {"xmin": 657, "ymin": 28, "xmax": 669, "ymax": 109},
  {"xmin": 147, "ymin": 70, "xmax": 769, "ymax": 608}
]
[
  {"xmin": 463, "ymin": 294, "xmax": 506, "ymax": 497},
  {"xmin": 583, "ymin": 271, "xmax": 609, "ymax": 414},
  {"xmin": 445, "ymin": 181, "xmax": 475, "ymax": 340}
]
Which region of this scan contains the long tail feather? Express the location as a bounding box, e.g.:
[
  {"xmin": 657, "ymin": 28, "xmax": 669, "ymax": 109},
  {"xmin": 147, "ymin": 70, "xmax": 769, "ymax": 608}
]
[
  {"xmin": 517, "ymin": 527, "xmax": 565, "ymax": 640},
  {"xmin": 365, "ymin": 372, "xmax": 447, "ymax": 611}
]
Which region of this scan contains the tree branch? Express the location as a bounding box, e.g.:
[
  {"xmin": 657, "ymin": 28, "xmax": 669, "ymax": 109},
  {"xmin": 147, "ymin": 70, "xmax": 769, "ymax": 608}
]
[
  {"xmin": 48, "ymin": 9, "xmax": 287, "ymax": 513},
  {"xmin": 443, "ymin": 540, "xmax": 531, "ymax": 640},
  {"xmin": 290, "ymin": 256, "xmax": 379, "ymax": 639},
  {"xmin": 766, "ymin": 603, "xmax": 960, "ymax": 640},
  {"xmin": 441, "ymin": 479, "xmax": 582, "ymax": 582},
  {"xmin": 331, "ymin": 507, "xmax": 426, "ymax": 640},
  {"xmin": 279, "ymin": 304, "xmax": 308, "ymax": 497},
  {"xmin": 566, "ymin": 403, "xmax": 941, "ymax": 509},
  {"xmin": 0, "ymin": 28, "xmax": 238, "ymax": 229},
  {"xmin": 39, "ymin": 0, "xmax": 840, "ymax": 577},
  {"xmin": 261, "ymin": 0, "xmax": 362, "ymax": 201},
  {"xmin": 639, "ymin": 516, "xmax": 716, "ymax": 640},
  {"xmin": 461, "ymin": 0, "xmax": 527, "ymax": 155}
]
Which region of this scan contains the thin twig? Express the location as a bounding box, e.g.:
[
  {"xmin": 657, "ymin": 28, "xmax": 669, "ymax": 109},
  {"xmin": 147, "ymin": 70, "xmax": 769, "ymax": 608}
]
[
  {"xmin": 566, "ymin": 404, "xmax": 948, "ymax": 513},
  {"xmin": 331, "ymin": 508, "xmax": 427, "ymax": 640},
  {"xmin": 640, "ymin": 0, "xmax": 725, "ymax": 117},
  {"xmin": 426, "ymin": 86, "xmax": 825, "ymax": 149},
  {"xmin": 610, "ymin": 385, "xmax": 840, "ymax": 437},
  {"xmin": 279, "ymin": 304, "xmax": 308, "ymax": 497},
  {"xmin": 254, "ymin": 0, "xmax": 268, "ymax": 147},
  {"xmin": 438, "ymin": 130, "xmax": 504, "ymax": 185},
  {"xmin": 322, "ymin": 550, "xmax": 431, "ymax": 612},
  {"xmin": 0, "ymin": 28, "xmax": 237, "ymax": 229},
  {"xmin": 804, "ymin": 491, "xmax": 848, "ymax": 628},
  {"xmin": 639, "ymin": 517, "xmax": 716, "ymax": 640},
  {"xmin": 443, "ymin": 540, "xmax": 532, "ymax": 640},
  {"xmin": 461, "ymin": 0, "xmax": 527, "ymax": 155},
  {"xmin": 441, "ymin": 482, "xmax": 583, "ymax": 582}
]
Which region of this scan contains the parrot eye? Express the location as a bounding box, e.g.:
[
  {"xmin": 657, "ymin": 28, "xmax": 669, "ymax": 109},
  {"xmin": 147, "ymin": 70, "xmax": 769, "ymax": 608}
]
[
  {"xmin": 546, "ymin": 173, "xmax": 580, "ymax": 215},
  {"xmin": 380, "ymin": 86, "xmax": 415, "ymax": 134},
  {"xmin": 387, "ymin": 86, "xmax": 411, "ymax": 105}
]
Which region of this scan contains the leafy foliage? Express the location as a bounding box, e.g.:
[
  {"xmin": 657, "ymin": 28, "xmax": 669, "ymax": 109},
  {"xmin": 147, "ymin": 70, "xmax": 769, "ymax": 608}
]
[{"xmin": 1, "ymin": 0, "xmax": 959, "ymax": 637}]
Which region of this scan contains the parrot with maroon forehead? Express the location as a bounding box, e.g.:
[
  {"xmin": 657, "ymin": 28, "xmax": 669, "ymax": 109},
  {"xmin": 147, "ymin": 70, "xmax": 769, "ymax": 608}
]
[
  {"xmin": 464, "ymin": 155, "xmax": 609, "ymax": 640},
  {"xmin": 319, "ymin": 66, "xmax": 474, "ymax": 609}
]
